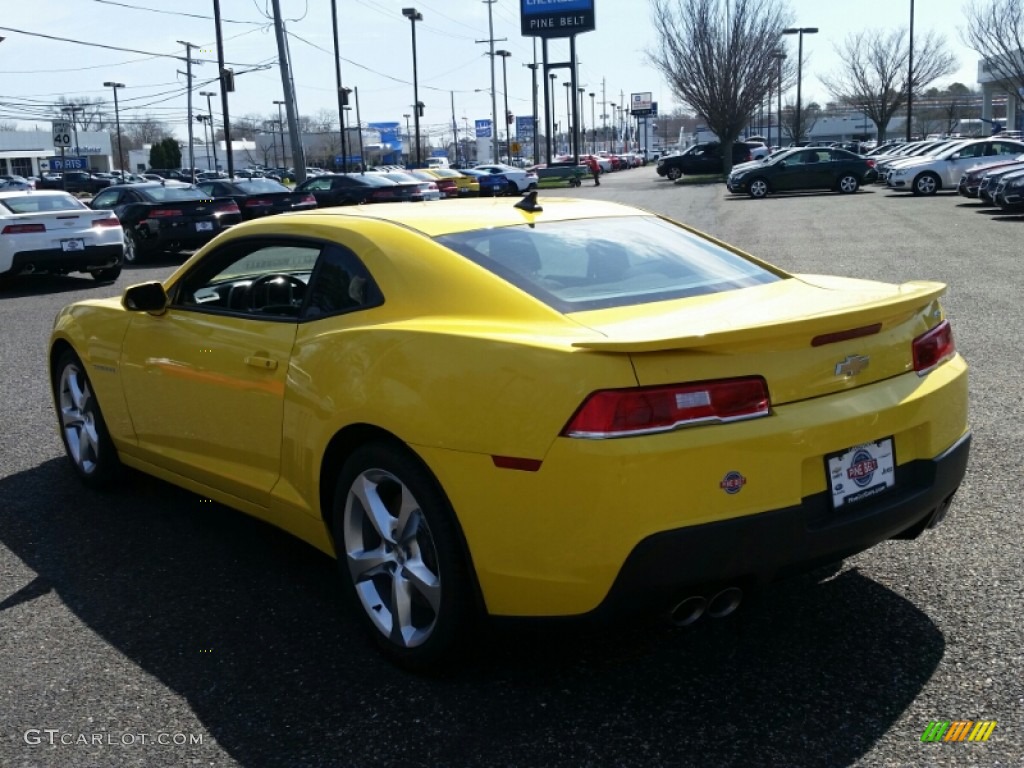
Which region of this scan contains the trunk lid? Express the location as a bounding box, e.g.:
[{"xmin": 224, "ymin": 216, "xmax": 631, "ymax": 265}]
[{"xmin": 568, "ymin": 275, "xmax": 947, "ymax": 405}]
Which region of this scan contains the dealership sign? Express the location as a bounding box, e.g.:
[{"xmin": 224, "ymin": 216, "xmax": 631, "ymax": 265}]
[
  {"xmin": 515, "ymin": 115, "xmax": 534, "ymax": 139},
  {"xmin": 475, "ymin": 119, "xmax": 492, "ymax": 138},
  {"xmin": 630, "ymin": 92, "xmax": 653, "ymax": 116},
  {"xmin": 521, "ymin": 0, "xmax": 595, "ymax": 38}
]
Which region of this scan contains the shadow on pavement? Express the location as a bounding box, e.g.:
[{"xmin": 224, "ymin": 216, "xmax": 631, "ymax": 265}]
[{"xmin": 0, "ymin": 459, "xmax": 945, "ymax": 768}]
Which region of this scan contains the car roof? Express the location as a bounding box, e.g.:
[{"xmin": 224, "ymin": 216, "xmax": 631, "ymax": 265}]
[
  {"xmin": 228, "ymin": 197, "xmax": 650, "ymax": 238},
  {"xmin": 0, "ymin": 189, "xmax": 75, "ymax": 200}
]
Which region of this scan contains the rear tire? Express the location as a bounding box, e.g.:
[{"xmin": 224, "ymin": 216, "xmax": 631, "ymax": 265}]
[
  {"xmin": 123, "ymin": 229, "xmax": 143, "ymax": 265},
  {"xmin": 333, "ymin": 442, "xmax": 475, "ymax": 671},
  {"xmin": 838, "ymin": 174, "xmax": 859, "ymax": 194},
  {"xmin": 90, "ymin": 265, "xmax": 122, "ymax": 282}
]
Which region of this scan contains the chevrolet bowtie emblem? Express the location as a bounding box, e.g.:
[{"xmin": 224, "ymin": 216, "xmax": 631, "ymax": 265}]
[{"xmin": 835, "ymin": 354, "xmax": 870, "ymax": 377}]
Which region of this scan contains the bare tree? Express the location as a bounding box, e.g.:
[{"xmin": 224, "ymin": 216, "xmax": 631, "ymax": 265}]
[
  {"xmin": 821, "ymin": 28, "xmax": 957, "ymax": 142},
  {"xmin": 53, "ymin": 96, "xmax": 109, "ymax": 131},
  {"xmin": 122, "ymin": 115, "xmax": 171, "ymax": 151},
  {"xmin": 648, "ymin": 0, "xmax": 794, "ymax": 174},
  {"xmin": 962, "ymin": 0, "xmax": 1024, "ymax": 98},
  {"xmin": 779, "ymin": 99, "xmax": 820, "ymax": 142},
  {"xmin": 0, "ymin": 121, "xmax": 17, "ymax": 131}
]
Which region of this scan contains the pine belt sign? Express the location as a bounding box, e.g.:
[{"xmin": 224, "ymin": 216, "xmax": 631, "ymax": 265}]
[{"xmin": 521, "ymin": 0, "xmax": 595, "ymax": 37}]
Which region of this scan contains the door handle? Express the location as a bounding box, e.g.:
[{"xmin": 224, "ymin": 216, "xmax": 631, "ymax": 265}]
[{"xmin": 245, "ymin": 355, "xmax": 278, "ymax": 371}]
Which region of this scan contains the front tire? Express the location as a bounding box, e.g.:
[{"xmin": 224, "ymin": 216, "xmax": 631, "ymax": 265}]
[
  {"xmin": 838, "ymin": 174, "xmax": 859, "ymax": 194},
  {"xmin": 333, "ymin": 442, "xmax": 474, "ymax": 671},
  {"xmin": 52, "ymin": 349, "xmax": 121, "ymax": 487},
  {"xmin": 666, "ymin": 167, "xmax": 682, "ymax": 181},
  {"xmin": 912, "ymin": 172, "xmax": 940, "ymax": 196},
  {"xmin": 748, "ymin": 178, "xmax": 770, "ymax": 198}
]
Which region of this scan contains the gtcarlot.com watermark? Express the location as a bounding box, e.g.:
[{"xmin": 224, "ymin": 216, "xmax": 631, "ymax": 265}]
[{"xmin": 24, "ymin": 729, "xmax": 203, "ymax": 747}]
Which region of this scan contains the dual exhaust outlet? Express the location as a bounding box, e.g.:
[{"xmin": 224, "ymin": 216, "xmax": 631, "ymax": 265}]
[{"xmin": 669, "ymin": 587, "xmax": 743, "ymax": 627}]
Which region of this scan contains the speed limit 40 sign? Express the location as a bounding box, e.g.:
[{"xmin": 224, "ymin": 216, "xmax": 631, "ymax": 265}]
[{"xmin": 52, "ymin": 120, "xmax": 72, "ymax": 147}]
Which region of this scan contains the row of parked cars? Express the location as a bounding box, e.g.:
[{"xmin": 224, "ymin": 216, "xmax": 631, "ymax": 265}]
[{"xmin": 0, "ymin": 163, "xmax": 549, "ymax": 283}]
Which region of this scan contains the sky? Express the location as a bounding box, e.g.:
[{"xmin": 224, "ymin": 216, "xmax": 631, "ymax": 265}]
[{"xmin": 0, "ymin": 0, "xmax": 986, "ymax": 143}]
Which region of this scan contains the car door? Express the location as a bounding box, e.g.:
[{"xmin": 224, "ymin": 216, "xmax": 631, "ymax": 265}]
[
  {"xmin": 118, "ymin": 238, "xmax": 321, "ymax": 505},
  {"xmin": 771, "ymin": 149, "xmax": 816, "ymax": 191}
]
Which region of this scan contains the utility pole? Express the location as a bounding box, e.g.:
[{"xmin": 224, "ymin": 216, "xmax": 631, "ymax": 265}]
[
  {"xmin": 476, "ymin": 0, "xmax": 505, "ymax": 164},
  {"xmin": 270, "ymin": 0, "xmax": 306, "ymax": 183},
  {"xmin": 200, "ymin": 91, "xmax": 219, "ymax": 172},
  {"xmin": 331, "ymin": 0, "xmax": 348, "ymax": 172},
  {"xmin": 450, "ymin": 90, "xmax": 459, "ymax": 165},
  {"xmin": 177, "ymin": 40, "xmax": 196, "ymax": 182},
  {"xmin": 354, "ymin": 86, "xmax": 365, "ymax": 169},
  {"xmin": 601, "ymin": 78, "xmax": 607, "ymax": 152},
  {"xmin": 212, "ymin": 0, "xmax": 235, "ymax": 180}
]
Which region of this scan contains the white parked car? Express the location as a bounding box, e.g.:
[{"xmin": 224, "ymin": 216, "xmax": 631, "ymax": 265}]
[
  {"xmin": 0, "ymin": 190, "xmax": 123, "ymax": 283},
  {"xmin": 473, "ymin": 164, "xmax": 539, "ymax": 193},
  {"xmin": 886, "ymin": 137, "xmax": 1024, "ymax": 195}
]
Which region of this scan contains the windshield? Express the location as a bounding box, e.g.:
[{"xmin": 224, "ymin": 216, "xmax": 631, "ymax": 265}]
[{"xmin": 438, "ymin": 217, "xmax": 782, "ymax": 313}]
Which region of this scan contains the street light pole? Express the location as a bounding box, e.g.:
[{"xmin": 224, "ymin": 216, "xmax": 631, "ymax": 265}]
[
  {"xmin": 771, "ymin": 51, "xmax": 786, "ymax": 146},
  {"xmin": 402, "ymin": 8, "xmax": 423, "ymax": 167},
  {"xmin": 782, "ymin": 27, "xmax": 818, "ymax": 144},
  {"xmin": 176, "ymin": 40, "xmax": 197, "ymax": 182},
  {"xmin": 102, "ymin": 82, "xmax": 125, "ymax": 174},
  {"xmin": 330, "ymin": 0, "xmax": 348, "ymax": 172},
  {"xmin": 578, "ymin": 87, "xmax": 586, "ymax": 157},
  {"xmin": 589, "ymin": 92, "xmax": 595, "ymax": 154},
  {"xmin": 403, "ymin": 113, "xmax": 412, "ymax": 164},
  {"xmin": 563, "ymin": 81, "xmax": 572, "ymax": 155},
  {"xmin": 906, "ymin": 0, "xmax": 915, "ymax": 141},
  {"xmin": 547, "ymin": 72, "xmax": 557, "ymax": 164},
  {"xmin": 200, "ymin": 91, "xmax": 219, "ymax": 171}
]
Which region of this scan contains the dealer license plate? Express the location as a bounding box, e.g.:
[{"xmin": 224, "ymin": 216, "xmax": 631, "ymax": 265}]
[
  {"xmin": 61, "ymin": 238, "xmax": 85, "ymax": 252},
  {"xmin": 195, "ymin": 221, "xmax": 214, "ymax": 232},
  {"xmin": 826, "ymin": 438, "xmax": 895, "ymax": 508}
]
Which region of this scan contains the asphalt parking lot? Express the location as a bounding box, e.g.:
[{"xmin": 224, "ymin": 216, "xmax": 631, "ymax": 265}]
[{"xmin": 1, "ymin": 171, "xmax": 1021, "ymax": 768}]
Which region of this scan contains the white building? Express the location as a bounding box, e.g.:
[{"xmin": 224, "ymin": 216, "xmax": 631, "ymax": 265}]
[{"xmin": 0, "ymin": 130, "xmax": 112, "ymax": 177}]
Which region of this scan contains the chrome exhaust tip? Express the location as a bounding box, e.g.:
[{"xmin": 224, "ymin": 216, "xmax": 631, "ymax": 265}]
[
  {"xmin": 707, "ymin": 587, "xmax": 743, "ymax": 619},
  {"xmin": 668, "ymin": 596, "xmax": 706, "ymax": 627}
]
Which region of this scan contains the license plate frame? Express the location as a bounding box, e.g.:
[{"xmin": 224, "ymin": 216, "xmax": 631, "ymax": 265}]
[
  {"xmin": 195, "ymin": 221, "xmax": 214, "ymax": 232},
  {"xmin": 60, "ymin": 238, "xmax": 85, "ymax": 252},
  {"xmin": 826, "ymin": 437, "xmax": 895, "ymax": 509}
]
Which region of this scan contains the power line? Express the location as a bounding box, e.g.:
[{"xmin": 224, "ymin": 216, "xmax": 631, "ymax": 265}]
[{"xmin": 90, "ymin": 0, "xmax": 264, "ymax": 24}]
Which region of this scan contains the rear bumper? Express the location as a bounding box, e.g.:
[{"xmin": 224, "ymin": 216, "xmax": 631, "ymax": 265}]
[
  {"xmin": 591, "ymin": 431, "xmax": 969, "ymax": 620},
  {"xmin": 4, "ymin": 244, "xmax": 122, "ymax": 276},
  {"xmin": 134, "ymin": 216, "xmax": 239, "ymax": 250}
]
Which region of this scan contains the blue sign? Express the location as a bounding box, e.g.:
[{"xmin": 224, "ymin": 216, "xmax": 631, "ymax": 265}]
[
  {"xmin": 521, "ymin": 0, "xmax": 594, "ymax": 37},
  {"xmin": 430, "ymin": 149, "xmax": 448, "ymax": 157},
  {"xmin": 50, "ymin": 157, "xmax": 88, "ymax": 171},
  {"xmin": 516, "ymin": 115, "xmax": 535, "ymax": 140},
  {"xmin": 475, "ymin": 119, "xmax": 492, "ymax": 138}
]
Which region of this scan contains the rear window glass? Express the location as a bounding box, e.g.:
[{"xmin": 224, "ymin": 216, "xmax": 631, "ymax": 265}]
[
  {"xmin": 437, "ymin": 216, "xmax": 782, "ymax": 312},
  {"xmin": 236, "ymin": 179, "xmax": 290, "ymax": 193},
  {"xmin": 0, "ymin": 194, "xmax": 88, "ymax": 213},
  {"xmin": 138, "ymin": 185, "xmax": 207, "ymax": 202}
]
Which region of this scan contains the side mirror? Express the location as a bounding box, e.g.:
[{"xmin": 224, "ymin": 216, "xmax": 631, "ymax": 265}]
[
  {"xmin": 778, "ymin": 160, "xmax": 787, "ymax": 168},
  {"xmin": 949, "ymin": 153, "xmax": 960, "ymax": 160},
  {"xmin": 122, "ymin": 282, "xmax": 168, "ymax": 314}
]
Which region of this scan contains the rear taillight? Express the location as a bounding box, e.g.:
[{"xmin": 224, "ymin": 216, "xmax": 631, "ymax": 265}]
[
  {"xmin": 912, "ymin": 320, "xmax": 955, "ymax": 375},
  {"xmin": 866, "ymin": 159, "xmax": 877, "ymax": 167},
  {"xmin": 92, "ymin": 215, "xmax": 121, "ymax": 228},
  {"xmin": 1, "ymin": 223, "xmax": 46, "ymax": 234},
  {"xmin": 215, "ymin": 201, "xmax": 240, "ymax": 214},
  {"xmin": 562, "ymin": 377, "xmax": 770, "ymax": 439},
  {"xmin": 244, "ymin": 198, "xmax": 273, "ymax": 207},
  {"xmin": 149, "ymin": 209, "xmax": 182, "ymax": 217},
  {"xmin": 301, "ymin": 194, "xmax": 316, "ymax": 204}
]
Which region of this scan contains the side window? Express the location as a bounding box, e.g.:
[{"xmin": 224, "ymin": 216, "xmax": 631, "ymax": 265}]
[
  {"xmin": 174, "ymin": 240, "xmax": 322, "ymax": 317},
  {"xmin": 90, "ymin": 189, "xmax": 120, "ymax": 208},
  {"xmin": 303, "ymin": 243, "xmax": 383, "ymax": 319}
]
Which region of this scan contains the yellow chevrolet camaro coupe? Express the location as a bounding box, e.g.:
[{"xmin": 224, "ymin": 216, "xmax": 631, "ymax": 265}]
[{"xmin": 49, "ymin": 196, "xmax": 970, "ymax": 669}]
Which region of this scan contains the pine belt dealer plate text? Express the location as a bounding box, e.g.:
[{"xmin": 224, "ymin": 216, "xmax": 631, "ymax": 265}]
[{"xmin": 827, "ymin": 438, "xmax": 895, "ymax": 508}]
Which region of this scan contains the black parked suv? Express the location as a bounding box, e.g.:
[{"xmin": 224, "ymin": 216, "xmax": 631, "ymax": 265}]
[{"xmin": 656, "ymin": 142, "xmax": 763, "ymax": 180}]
